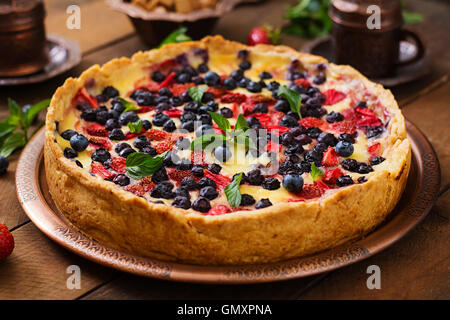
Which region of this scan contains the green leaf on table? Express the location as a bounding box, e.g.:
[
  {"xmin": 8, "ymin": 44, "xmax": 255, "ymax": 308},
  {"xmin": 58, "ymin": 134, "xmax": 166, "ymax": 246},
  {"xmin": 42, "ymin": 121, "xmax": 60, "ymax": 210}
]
[
  {"xmin": 310, "ymin": 162, "xmax": 324, "ymax": 182},
  {"xmin": 0, "ymin": 132, "xmax": 26, "ymax": 158},
  {"xmin": 158, "ymin": 27, "xmax": 193, "ymax": 48},
  {"xmin": 277, "ymin": 85, "xmax": 302, "ymax": 119},
  {"xmin": 24, "ymin": 99, "xmax": 51, "ymax": 127},
  {"xmin": 188, "ymin": 86, "xmax": 207, "ymax": 105},
  {"xmin": 208, "ymin": 111, "xmax": 231, "ymax": 133},
  {"xmin": 127, "ymin": 120, "xmax": 143, "ymax": 134},
  {"xmin": 225, "ymin": 172, "xmax": 243, "ymax": 208},
  {"xmin": 126, "ymin": 151, "xmax": 167, "ymax": 180},
  {"xmin": 190, "ymin": 134, "xmax": 226, "ymax": 151},
  {"xmin": 119, "ymin": 98, "xmax": 141, "ymax": 113},
  {"xmin": 7, "ymin": 98, "xmax": 24, "ymax": 126},
  {"xmin": 0, "ymin": 120, "xmax": 16, "ymax": 140}
]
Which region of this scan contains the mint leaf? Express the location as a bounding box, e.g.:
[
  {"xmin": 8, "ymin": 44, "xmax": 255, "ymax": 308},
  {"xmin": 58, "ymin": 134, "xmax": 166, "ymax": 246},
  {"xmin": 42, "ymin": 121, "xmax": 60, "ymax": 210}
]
[
  {"xmin": 234, "ymin": 132, "xmax": 257, "ymax": 150},
  {"xmin": 126, "ymin": 152, "xmax": 167, "ymax": 179},
  {"xmin": 208, "ymin": 111, "xmax": 231, "ymax": 133},
  {"xmin": 24, "ymin": 99, "xmax": 50, "ymax": 127},
  {"xmin": 0, "ymin": 120, "xmax": 16, "ymax": 140},
  {"xmin": 0, "ymin": 132, "xmax": 26, "ymax": 158},
  {"xmin": 277, "ymin": 85, "xmax": 302, "ymax": 119},
  {"xmin": 310, "ymin": 162, "xmax": 324, "ymax": 182},
  {"xmin": 119, "ymin": 98, "xmax": 141, "ymax": 113},
  {"xmin": 127, "ymin": 120, "xmax": 143, "ymax": 134},
  {"xmin": 188, "ymin": 86, "xmax": 207, "ymax": 104},
  {"xmin": 158, "ymin": 27, "xmax": 192, "ymax": 48},
  {"xmin": 234, "ymin": 114, "xmax": 249, "ymax": 132},
  {"xmin": 225, "ymin": 172, "xmax": 243, "ymax": 207},
  {"xmin": 190, "ymin": 134, "xmax": 226, "ymax": 151}
]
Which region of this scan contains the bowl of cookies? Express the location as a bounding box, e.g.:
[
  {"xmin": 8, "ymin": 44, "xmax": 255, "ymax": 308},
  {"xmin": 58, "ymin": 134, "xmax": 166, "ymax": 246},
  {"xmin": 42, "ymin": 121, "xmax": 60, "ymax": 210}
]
[{"xmin": 107, "ymin": 0, "xmax": 242, "ymax": 46}]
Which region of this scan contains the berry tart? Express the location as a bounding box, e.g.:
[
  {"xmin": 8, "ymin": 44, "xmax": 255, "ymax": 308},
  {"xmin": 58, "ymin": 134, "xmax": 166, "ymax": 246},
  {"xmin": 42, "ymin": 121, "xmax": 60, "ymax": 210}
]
[{"xmin": 44, "ymin": 36, "xmax": 411, "ymax": 265}]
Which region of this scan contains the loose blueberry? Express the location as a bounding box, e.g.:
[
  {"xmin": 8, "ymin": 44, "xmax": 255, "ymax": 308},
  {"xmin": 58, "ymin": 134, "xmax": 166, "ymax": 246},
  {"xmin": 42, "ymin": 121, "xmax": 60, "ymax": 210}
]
[
  {"xmin": 163, "ymin": 120, "xmax": 177, "ymax": 132},
  {"xmin": 115, "ymin": 142, "xmax": 132, "ymax": 154},
  {"xmin": 118, "ymin": 147, "xmax": 135, "ymax": 158},
  {"xmin": 197, "ymin": 63, "xmax": 209, "ymax": 73},
  {"xmin": 191, "ymin": 165, "xmax": 204, "ymax": 177},
  {"xmin": 246, "ymin": 81, "xmax": 262, "ymax": 93},
  {"xmin": 70, "ymin": 134, "xmax": 89, "ymax": 152},
  {"xmin": 231, "ymin": 69, "xmax": 244, "ymax": 81},
  {"xmin": 119, "ymin": 111, "xmax": 139, "ymax": 126},
  {"xmin": 91, "ymin": 148, "xmax": 111, "ymax": 163},
  {"xmin": 199, "ymin": 186, "xmax": 219, "ymax": 200},
  {"xmin": 338, "ymin": 133, "xmax": 355, "ymax": 144},
  {"xmin": 223, "ymin": 78, "xmax": 237, "ymax": 90},
  {"xmin": 255, "ymin": 198, "xmax": 272, "ymax": 209},
  {"xmin": 282, "ymin": 173, "xmax": 304, "ymax": 193},
  {"xmin": 357, "ymin": 163, "xmax": 373, "ymax": 174},
  {"xmin": 180, "ymin": 176, "xmax": 199, "ymax": 191},
  {"xmin": 358, "ymin": 176, "xmax": 367, "ymax": 183},
  {"xmin": 259, "ymin": 71, "xmax": 272, "ymax": 79},
  {"xmin": 253, "ymin": 103, "xmax": 268, "ymax": 113},
  {"xmin": 335, "ymin": 141, "xmax": 354, "ymax": 157},
  {"xmin": 341, "ymin": 159, "xmax": 358, "ymax": 172},
  {"xmin": 317, "ymin": 132, "xmax": 338, "ymax": 147},
  {"xmin": 240, "ymin": 194, "xmax": 256, "ymax": 206},
  {"xmin": 237, "ymin": 49, "xmax": 249, "ymax": 60},
  {"xmin": 109, "ymin": 128, "xmax": 125, "ymax": 141},
  {"xmin": 151, "ymin": 71, "xmax": 165, "ymax": 82},
  {"xmin": 61, "ymin": 129, "xmax": 77, "ymax": 140},
  {"xmin": 246, "ymin": 169, "xmax": 264, "ymax": 186},
  {"xmin": 370, "ymin": 156, "xmax": 385, "ymax": 166},
  {"xmin": 102, "ymin": 86, "xmax": 119, "ymax": 99},
  {"xmin": 174, "ymin": 187, "xmax": 190, "ymax": 199},
  {"xmin": 326, "ymin": 111, "xmax": 344, "ymax": 123},
  {"xmin": 151, "ymin": 167, "xmax": 169, "ymax": 183},
  {"xmin": 214, "ymin": 145, "xmax": 232, "ymax": 162},
  {"xmin": 207, "ymin": 163, "xmax": 222, "ymax": 174},
  {"xmin": 219, "ymin": 107, "xmax": 233, "ymax": 118},
  {"xmin": 141, "ymin": 146, "xmax": 157, "ymax": 156},
  {"xmin": 197, "ymin": 177, "xmax": 216, "ymax": 190},
  {"xmin": 204, "ymin": 71, "xmax": 221, "ymax": 87},
  {"xmin": 313, "ymin": 75, "xmax": 326, "ymax": 85},
  {"xmin": 262, "ymin": 177, "xmax": 280, "ymax": 190},
  {"xmin": 105, "ymin": 119, "xmax": 120, "ymax": 131},
  {"xmin": 192, "ymin": 197, "xmax": 211, "ymax": 213},
  {"xmin": 198, "ymin": 113, "xmax": 213, "ymax": 125},
  {"xmin": 336, "ymin": 175, "xmax": 354, "ymax": 187},
  {"xmin": 195, "ymin": 124, "xmax": 214, "ymax": 137},
  {"xmin": 172, "ymin": 196, "xmax": 191, "ymax": 209},
  {"xmin": 133, "ymin": 135, "xmax": 150, "ymax": 149},
  {"xmin": 81, "ymin": 109, "xmax": 96, "ymax": 122},
  {"xmin": 180, "ymin": 120, "xmax": 195, "ymax": 132},
  {"xmin": 142, "ymin": 120, "xmax": 152, "ymax": 130},
  {"xmin": 239, "ymin": 61, "xmax": 251, "ymax": 70},
  {"xmin": 279, "ymin": 115, "xmax": 298, "ymax": 128},
  {"xmin": 113, "ymin": 174, "xmax": 130, "ymax": 186},
  {"xmin": 152, "ymin": 112, "xmax": 170, "ymax": 127},
  {"xmin": 307, "ymin": 127, "xmax": 322, "ymax": 139},
  {"xmin": 63, "ymin": 147, "xmax": 77, "ymax": 159},
  {"xmin": 151, "ymin": 181, "xmax": 175, "ymax": 199}
]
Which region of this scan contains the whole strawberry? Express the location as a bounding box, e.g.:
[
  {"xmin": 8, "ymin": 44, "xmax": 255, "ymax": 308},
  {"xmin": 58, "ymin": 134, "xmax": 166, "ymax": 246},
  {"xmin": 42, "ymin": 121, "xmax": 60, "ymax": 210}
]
[
  {"xmin": 0, "ymin": 224, "xmax": 14, "ymax": 260},
  {"xmin": 247, "ymin": 25, "xmax": 281, "ymax": 46}
]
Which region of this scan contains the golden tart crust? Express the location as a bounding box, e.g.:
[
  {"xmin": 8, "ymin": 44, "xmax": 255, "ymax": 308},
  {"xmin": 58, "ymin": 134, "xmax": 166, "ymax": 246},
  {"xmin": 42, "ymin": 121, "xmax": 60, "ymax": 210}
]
[{"xmin": 44, "ymin": 36, "xmax": 410, "ymax": 265}]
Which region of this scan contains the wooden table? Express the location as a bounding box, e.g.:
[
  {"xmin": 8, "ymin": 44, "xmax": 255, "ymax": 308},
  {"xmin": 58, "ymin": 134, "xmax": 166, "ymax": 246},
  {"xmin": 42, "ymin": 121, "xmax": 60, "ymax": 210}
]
[{"xmin": 0, "ymin": 0, "xmax": 448, "ymax": 300}]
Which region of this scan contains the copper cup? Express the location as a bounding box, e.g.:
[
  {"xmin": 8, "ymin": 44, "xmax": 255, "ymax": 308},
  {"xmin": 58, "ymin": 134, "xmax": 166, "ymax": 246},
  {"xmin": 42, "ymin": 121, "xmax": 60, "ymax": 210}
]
[{"xmin": 0, "ymin": 0, "xmax": 48, "ymax": 77}]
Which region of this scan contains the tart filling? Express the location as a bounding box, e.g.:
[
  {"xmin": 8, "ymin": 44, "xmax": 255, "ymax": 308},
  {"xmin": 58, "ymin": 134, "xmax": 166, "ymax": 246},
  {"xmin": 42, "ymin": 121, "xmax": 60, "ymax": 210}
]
[{"xmin": 54, "ymin": 45, "xmax": 392, "ymax": 215}]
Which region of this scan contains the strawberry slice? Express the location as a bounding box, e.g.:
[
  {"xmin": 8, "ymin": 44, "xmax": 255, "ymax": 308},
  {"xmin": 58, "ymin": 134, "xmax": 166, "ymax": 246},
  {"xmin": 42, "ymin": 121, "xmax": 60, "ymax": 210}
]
[
  {"xmin": 294, "ymin": 78, "xmax": 311, "ymax": 89},
  {"xmin": 248, "ymin": 94, "xmax": 276, "ymax": 104},
  {"xmin": 171, "ymin": 83, "xmax": 194, "ymax": 96},
  {"xmin": 167, "ymin": 168, "xmax": 192, "ymax": 186},
  {"xmin": 206, "ymin": 87, "xmax": 227, "ymax": 98},
  {"xmin": 88, "ymin": 137, "xmax": 112, "ymax": 150},
  {"xmin": 204, "ymin": 170, "xmax": 231, "ymax": 191},
  {"xmin": 85, "ymin": 123, "xmax": 108, "ymax": 137},
  {"xmin": 125, "ymin": 178, "xmax": 155, "ymax": 196},
  {"xmin": 356, "ymin": 117, "xmax": 382, "ymax": 127},
  {"xmin": 91, "ymin": 162, "xmax": 115, "ymax": 180},
  {"xmin": 145, "ymin": 129, "xmax": 170, "ymax": 141},
  {"xmin": 324, "ymin": 89, "xmax": 346, "ymax": 105},
  {"xmin": 220, "ymin": 93, "xmax": 247, "ymax": 104},
  {"xmin": 159, "ymin": 71, "xmax": 176, "ymax": 89},
  {"xmin": 266, "ymin": 140, "xmax": 283, "ymax": 153},
  {"xmin": 329, "ymin": 120, "xmax": 356, "ymax": 134},
  {"xmin": 135, "ymin": 106, "xmax": 153, "ymax": 114},
  {"xmin": 368, "ymin": 142, "xmax": 381, "ymax": 156},
  {"xmin": 322, "ymin": 146, "xmax": 338, "ymax": 167},
  {"xmin": 266, "ymin": 125, "xmax": 290, "ymax": 134},
  {"xmin": 76, "ymin": 87, "xmax": 99, "ymax": 109},
  {"xmin": 323, "ymin": 168, "xmax": 343, "ymax": 184},
  {"xmin": 163, "ymin": 108, "xmax": 183, "ymax": 118},
  {"xmin": 355, "ymin": 106, "xmax": 376, "ymax": 117},
  {"xmin": 109, "ymin": 156, "xmax": 126, "ymax": 174},
  {"xmin": 153, "ymin": 141, "xmax": 173, "ymax": 154},
  {"xmin": 299, "ymin": 117, "xmax": 325, "ymax": 129},
  {"xmin": 206, "ymin": 205, "xmax": 232, "ymax": 216},
  {"xmin": 298, "ymin": 183, "xmax": 323, "ymax": 200},
  {"xmin": 242, "ymin": 103, "xmax": 254, "ymax": 116},
  {"xmin": 252, "ymin": 112, "xmax": 272, "ymax": 127}
]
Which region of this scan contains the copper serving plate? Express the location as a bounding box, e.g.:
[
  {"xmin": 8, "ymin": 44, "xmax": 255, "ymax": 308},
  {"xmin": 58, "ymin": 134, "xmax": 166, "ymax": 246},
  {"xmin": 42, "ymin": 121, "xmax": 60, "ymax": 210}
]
[{"xmin": 15, "ymin": 120, "xmax": 440, "ymax": 284}]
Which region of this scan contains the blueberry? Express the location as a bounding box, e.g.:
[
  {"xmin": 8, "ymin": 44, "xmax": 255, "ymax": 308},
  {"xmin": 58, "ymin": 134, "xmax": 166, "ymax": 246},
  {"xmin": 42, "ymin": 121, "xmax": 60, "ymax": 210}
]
[
  {"xmin": 107, "ymin": 109, "xmax": 120, "ymax": 120},
  {"xmin": 313, "ymin": 75, "xmax": 326, "ymax": 85},
  {"xmin": 326, "ymin": 111, "xmax": 344, "ymax": 123},
  {"xmin": 118, "ymin": 147, "xmax": 135, "ymax": 158},
  {"xmin": 151, "ymin": 71, "xmax": 165, "ymax": 83},
  {"xmin": 223, "ymin": 78, "xmax": 237, "ymax": 90},
  {"xmin": 231, "ymin": 69, "xmax": 244, "ymax": 81},
  {"xmin": 70, "ymin": 134, "xmax": 89, "ymax": 152},
  {"xmin": 304, "ymin": 150, "xmax": 322, "ymax": 166},
  {"xmin": 105, "ymin": 119, "xmax": 120, "ymax": 131},
  {"xmin": 336, "ymin": 175, "xmax": 354, "ymax": 187},
  {"xmin": 113, "ymin": 174, "xmax": 130, "ymax": 186},
  {"xmin": 370, "ymin": 156, "xmax": 385, "ymax": 166},
  {"xmin": 152, "ymin": 113, "xmax": 170, "ymax": 127},
  {"xmin": 151, "ymin": 168, "xmax": 169, "ymax": 184},
  {"xmin": 207, "ymin": 163, "xmax": 222, "ymax": 174},
  {"xmin": 317, "ymin": 132, "xmax": 338, "ymax": 147},
  {"xmin": 197, "ymin": 63, "xmax": 209, "ymax": 73},
  {"xmin": 184, "ymin": 101, "xmax": 200, "ymax": 113},
  {"xmin": 255, "ymin": 198, "xmax": 272, "ymax": 209},
  {"xmin": 91, "ymin": 148, "xmax": 111, "ymax": 163},
  {"xmin": 262, "ymin": 177, "xmax": 280, "ymax": 190},
  {"xmin": 197, "ymin": 177, "xmax": 216, "ymax": 190},
  {"xmin": 246, "ymin": 169, "xmax": 264, "ymax": 186},
  {"xmin": 366, "ymin": 127, "xmax": 383, "ymax": 138},
  {"xmin": 63, "ymin": 147, "xmax": 77, "ymax": 159},
  {"xmin": 135, "ymin": 92, "xmax": 155, "ymax": 106},
  {"xmin": 357, "ymin": 101, "xmax": 367, "ymax": 108},
  {"xmin": 133, "ymin": 135, "xmax": 150, "ymax": 149},
  {"xmin": 81, "ymin": 109, "xmax": 96, "ymax": 122},
  {"xmin": 282, "ymin": 173, "xmax": 304, "ymax": 193},
  {"xmin": 338, "ymin": 133, "xmax": 355, "ymax": 144},
  {"xmin": 192, "ymin": 77, "xmax": 204, "ymax": 85},
  {"xmin": 357, "ymin": 163, "xmax": 373, "ymax": 174},
  {"xmin": 314, "ymin": 142, "xmax": 328, "ymax": 154},
  {"xmin": 204, "ymin": 71, "xmax": 221, "ymax": 87},
  {"xmin": 240, "ymin": 194, "xmax": 256, "ymax": 206},
  {"xmin": 163, "ymin": 151, "xmax": 179, "ymax": 167},
  {"xmin": 114, "ymin": 143, "xmax": 130, "ymax": 154},
  {"xmin": 191, "ymin": 165, "xmax": 204, "ymax": 177},
  {"xmin": 180, "ymin": 120, "xmax": 195, "ymax": 132},
  {"xmin": 199, "ymin": 186, "xmax": 219, "ymax": 200},
  {"xmin": 156, "ymin": 102, "xmax": 171, "ymax": 113},
  {"xmin": 76, "ymin": 102, "xmax": 91, "ymax": 112},
  {"xmin": 285, "ymin": 144, "xmax": 304, "ymax": 155},
  {"xmin": 119, "ymin": 111, "xmax": 139, "ymax": 126},
  {"xmin": 176, "ymin": 158, "xmax": 192, "ymax": 171},
  {"xmin": 151, "ymin": 181, "xmax": 175, "ymax": 199},
  {"xmin": 259, "ymin": 71, "xmax": 272, "ymax": 79},
  {"xmin": 239, "ymin": 61, "xmax": 251, "ymax": 70},
  {"xmin": 74, "ymin": 160, "xmax": 83, "ymax": 168},
  {"xmin": 289, "ymin": 71, "xmax": 304, "ymax": 80},
  {"xmin": 195, "ymin": 124, "xmax": 214, "ymax": 137},
  {"xmin": 253, "ymin": 103, "xmax": 268, "ymax": 113},
  {"xmin": 112, "ymin": 100, "xmax": 125, "ymax": 113},
  {"xmin": 335, "ymin": 141, "xmax": 354, "ymax": 157},
  {"xmin": 294, "ymin": 134, "xmax": 312, "ymax": 145},
  {"xmin": 170, "ymin": 96, "xmax": 183, "ymax": 107},
  {"xmin": 246, "ymin": 81, "xmax": 262, "ymax": 93},
  {"xmin": 214, "ymin": 145, "xmax": 232, "ymax": 162},
  {"xmin": 192, "ymin": 197, "xmax": 211, "ymax": 213},
  {"xmin": 274, "ymin": 100, "xmax": 290, "ymax": 113},
  {"xmin": 109, "ymin": 128, "xmax": 125, "ymax": 141},
  {"xmin": 289, "ymin": 126, "xmax": 306, "ymax": 137},
  {"xmin": 279, "ymin": 115, "xmax": 298, "ymax": 128},
  {"xmin": 177, "ymin": 73, "xmax": 191, "ymax": 84},
  {"xmin": 306, "ymin": 127, "xmax": 322, "ymax": 139},
  {"xmin": 238, "ymin": 78, "xmax": 250, "ymax": 88},
  {"xmin": 174, "ymin": 188, "xmax": 190, "ymax": 199},
  {"xmin": 267, "ymin": 81, "xmax": 280, "ymax": 91},
  {"xmin": 102, "ymin": 86, "xmax": 119, "ymax": 99},
  {"xmin": 172, "ymin": 196, "xmax": 191, "ymax": 209},
  {"xmin": 198, "ymin": 113, "xmax": 213, "ymax": 125},
  {"xmin": 180, "ymin": 177, "xmax": 199, "ymax": 191},
  {"xmin": 61, "ymin": 129, "xmax": 77, "ymax": 140},
  {"xmin": 358, "ymin": 176, "xmax": 367, "ymax": 183},
  {"xmin": 247, "ymin": 117, "xmax": 262, "ymax": 129},
  {"xmin": 237, "ymin": 49, "xmax": 249, "ymax": 60},
  {"xmin": 341, "ymin": 159, "xmax": 358, "ymax": 172},
  {"xmin": 181, "ymin": 91, "xmax": 193, "ymax": 103},
  {"xmin": 162, "ymin": 120, "xmax": 176, "ymax": 132},
  {"xmin": 202, "ymin": 92, "xmax": 215, "ymax": 104}
]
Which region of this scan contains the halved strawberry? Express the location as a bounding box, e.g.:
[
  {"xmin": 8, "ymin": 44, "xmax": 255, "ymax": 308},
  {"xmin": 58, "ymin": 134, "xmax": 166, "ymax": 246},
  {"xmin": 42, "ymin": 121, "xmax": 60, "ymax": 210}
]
[
  {"xmin": 299, "ymin": 117, "xmax": 325, "ymax": 128},
  {"xmin": 154, "ymin": 141, "xmax": 173, "ymax": 154},
  {"xmin": 88, "ymin": 136, "xmax": 112, "ymax": 150},
  {"xmin": 322, "ymin": 146, "xmax": 338, "ymax": 167},
  {"xmin": 85, "ymin": 123, "xmax": 108, "ymax": 137},
  {"xmin": 204, "ymin": 170, "xmax": 231, "ymax": 191},
  {"xmin": 324, "ymin": 89, "xmax": 346, "ymax": 105},
  {"xmin": 163, "ymin": 108, "xmax": 183, "ymax": 118},
  {"xmin": 247, "ymin": 26, "xmax": 281, "ymax": 46},
  {"xmin": 109, "ymin": 156, "xmax": 126, "ymax": 174},
  {"xmin": 206, "ymin": 205, "xmax": 231, "ymax": 216},
  {"xmin": 298, "ymin": 183, "xmax": 323, "ymax": 200},
  {"xmin": 355, "ymin": 106, "xmax": 376, "ymax": 117},
  {"xmin": 323, "ymin": 168, "xmax": 343, "ymax": 184},
  {"xmin": 206, "ymin": 87, "xmax": 227, "ymax": 98},
  {"xmin": 171, "ymin": 83, "xmax": 194, "ymax": 96},
  {"xmin": 167, "ymin": 168, "xmax": 192, "ymax": 186},
  {"xmin": 294, "ymin": 78, "xmax": 311, "ymax": 89},
  {"xmin": 75, "ymin": 87, "xmax": 99, "ymax": 109},
  {"xmin": 125, "ymin": 177, "xmax": 155, "ymax": 196},
  {"xmin": 368, "ymin": 143, "xmax": 381, "ymax": 156},
  {"xmin": 91, "ymin": 162, "xmax": 115, "ymax": 180},
  {"xmin": 329, "ymin": 120, "xmax": 356, "ymax": 134},
  {"xmin": 356, "ymin": 117, "xmax": 382, "ymax": 127},
  {"xmin": 220, "ymin": 93, "xmax": 247, "ymax": 104},
  {"xmin": 159, "ymin": 71, "xmax": 176, "ymax": 89},
  {"xmin": 145, "ymin": 129, "xmax": 170, "ymax": 141}
]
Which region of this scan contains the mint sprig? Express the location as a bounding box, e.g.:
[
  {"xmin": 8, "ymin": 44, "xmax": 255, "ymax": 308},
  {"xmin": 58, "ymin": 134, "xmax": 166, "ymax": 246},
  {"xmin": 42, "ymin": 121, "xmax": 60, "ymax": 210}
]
[
  {"xmin": 126, "ymin": 151, "xmax": 167, "ymax": 179},
  {"xmin": 119, "ymin": 97, "xmax": 141, "ymax": 113},
  {"xmin": 188, "ymin": 86, "xmax": 207, "ymax": 105},
  {"xmin": 0, "ymin": 98, "xmax": 50, "ymax": 158},
  {"xmin": 157, "ymin": 27, "xmax": 192, "ymax": 49},
  {"xmin": 310, "ymin": 162, "xmax": 324, "ymax": 182},
  {"xmin": 277, "ymin": 85, "xmax": 302, "ymax": 119},
  {"xmin": 127, "ymin": 120, "xmax": 143, "ymax": 134},
  {"xmin": 190, "ymin": 134, "xmax": 226, "ymax": 151},
  {"xmin": 225, "ymin": 172, "xmax": 243, "ymax": 207}
]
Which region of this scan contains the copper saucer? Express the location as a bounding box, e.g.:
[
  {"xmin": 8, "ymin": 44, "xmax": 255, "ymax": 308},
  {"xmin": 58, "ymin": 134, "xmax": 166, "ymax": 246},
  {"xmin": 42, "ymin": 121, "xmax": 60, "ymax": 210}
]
[
  {"xmin": 15, "ymin": 120, "xmax": 440, "ymax": 283},
  {"xmin": 0, "ymin": 34, "xmax": 81, "ymax": 86},
  {"xmin": 302, "ymin": 35, "xmax": 432, "ymax": 87}
]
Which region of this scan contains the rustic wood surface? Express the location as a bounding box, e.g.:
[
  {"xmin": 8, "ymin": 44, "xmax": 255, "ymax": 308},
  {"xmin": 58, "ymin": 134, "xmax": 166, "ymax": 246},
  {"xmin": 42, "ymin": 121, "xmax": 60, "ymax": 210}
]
[{"xmin": 0, "ymin": 0, "xmax": 448, "ymax": 300}]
